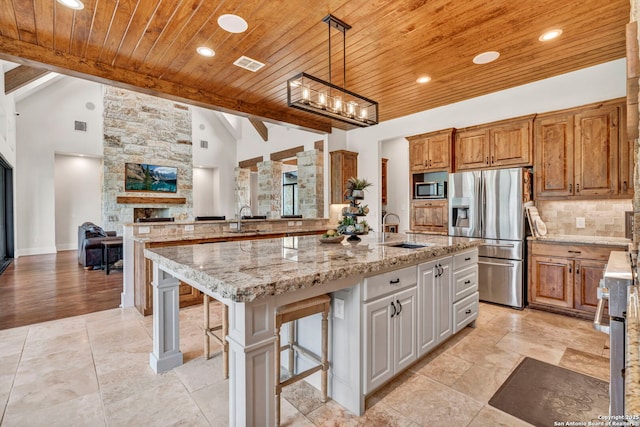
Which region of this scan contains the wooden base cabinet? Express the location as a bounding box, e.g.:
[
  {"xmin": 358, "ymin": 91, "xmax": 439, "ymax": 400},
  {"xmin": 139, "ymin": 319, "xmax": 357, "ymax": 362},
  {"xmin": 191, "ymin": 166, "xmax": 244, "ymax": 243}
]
[
  {"xmin": 362, "ymin": 267, "xmax": 417, "ymax": 394},
  {"xmin": 410, "ymin": 200, "xmax": 448, "ymax": 233},
  {"xmin": 528, "ymin": 241, "xmax": 615, "ymax": 318}
]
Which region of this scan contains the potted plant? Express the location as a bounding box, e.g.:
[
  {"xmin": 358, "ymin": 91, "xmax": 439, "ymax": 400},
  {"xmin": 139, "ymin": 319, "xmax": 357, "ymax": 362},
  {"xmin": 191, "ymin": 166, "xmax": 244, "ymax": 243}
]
[{"xmin": 346, "ymin": 177, "xmax": 373, "ymax": 198}]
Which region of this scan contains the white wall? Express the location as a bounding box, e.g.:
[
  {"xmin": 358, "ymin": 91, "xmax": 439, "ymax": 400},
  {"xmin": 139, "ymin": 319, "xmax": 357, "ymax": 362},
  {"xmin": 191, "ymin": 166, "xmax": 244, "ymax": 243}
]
[
  {"xmin": 54, "ymin": 154, "xmax": 102, "ymax": 250},
  {"xmin": 192, "ymin": 167, "xmax": 215, "ymax": 217},
  {"xmin": 191, "ymin": 107, "xmax": 238, "ymax": 219},
  {"xmin": 348, "ymin": 59, "xmax": 628, "ymax": 231},
  {"xmin": 16, "ymin": 77, "xmax": 103, "ymax": 256},
  {"xmin": 236, "ymin": 120, "xmax": 325, "ymax": 163},
  {"xmin": 381, "ymin": 138, "xmax": 410, "ymax": 232}
]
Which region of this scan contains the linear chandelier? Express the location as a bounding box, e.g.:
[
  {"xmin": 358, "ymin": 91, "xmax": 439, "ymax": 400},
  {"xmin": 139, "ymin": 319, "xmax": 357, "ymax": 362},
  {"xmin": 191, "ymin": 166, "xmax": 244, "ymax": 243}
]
[{"xmin": 287, "ymin": 15, "xmax": 378, "ymax": 127}]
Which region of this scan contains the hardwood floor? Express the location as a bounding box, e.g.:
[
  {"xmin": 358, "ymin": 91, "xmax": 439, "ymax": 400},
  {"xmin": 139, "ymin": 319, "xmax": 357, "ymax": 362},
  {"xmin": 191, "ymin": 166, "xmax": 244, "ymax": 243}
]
[{"xmin": 0, "ymin": 250, "xmax": 122, "ymax": 330}]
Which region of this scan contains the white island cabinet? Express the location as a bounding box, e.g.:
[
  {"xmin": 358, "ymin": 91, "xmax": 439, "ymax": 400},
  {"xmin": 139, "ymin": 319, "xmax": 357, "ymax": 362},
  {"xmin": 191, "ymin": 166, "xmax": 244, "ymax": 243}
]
[
  {"xmin": 417, "ymin": 256, "xmax": 452, "ymax": 358},
  {"xmin": 144, "ymin": 233, "xmax": 481, "ymax": 427},
  {"xmin": 362, "ymin": 266, "xmax": 417, "ymax": 394}
]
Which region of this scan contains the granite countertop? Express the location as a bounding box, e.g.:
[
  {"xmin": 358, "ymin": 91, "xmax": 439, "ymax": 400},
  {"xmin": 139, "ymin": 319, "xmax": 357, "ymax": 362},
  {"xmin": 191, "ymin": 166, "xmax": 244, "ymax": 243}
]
[
  {"xmin": 529, "ymin": 234, "xmax": 631, "ymax": 247},
  {"xmin": 133, "ymin": 227, "xmax": 328, "ymax": 244},
  {"xmin": 125, "ymin": 217, "xmax": 325, "ymax": 227},
  {"xmin": 144, "ymin": 232, "xmax": 482, "ymax": 303}
]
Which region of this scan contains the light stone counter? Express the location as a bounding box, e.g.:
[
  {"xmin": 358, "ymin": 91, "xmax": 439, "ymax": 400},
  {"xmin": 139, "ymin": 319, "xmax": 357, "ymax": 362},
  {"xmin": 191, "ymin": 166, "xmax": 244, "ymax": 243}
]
[
  {"xmin": 529, "ymin": 234, "xmax": 630, "ymax": 247},
  {"xmin": 627, "ymin": 285, "xmax": 640, "ymax": 420},
  {"xmin": 144, "ymin": 232, "xmax": 482, "ymax": 303}
]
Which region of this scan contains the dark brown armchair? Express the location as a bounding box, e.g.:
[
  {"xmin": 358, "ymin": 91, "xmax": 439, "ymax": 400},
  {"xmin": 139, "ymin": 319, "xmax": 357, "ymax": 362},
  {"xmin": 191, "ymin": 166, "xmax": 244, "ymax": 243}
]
[{"xmin": 78, "ymin": 222, "xmax": 121, "ymax": 269}]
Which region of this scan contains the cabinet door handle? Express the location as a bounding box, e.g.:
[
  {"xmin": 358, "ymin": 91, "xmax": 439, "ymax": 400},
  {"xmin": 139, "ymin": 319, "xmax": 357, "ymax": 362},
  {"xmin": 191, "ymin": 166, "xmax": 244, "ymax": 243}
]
[
  {"xmin": 396, "ymin": 299, "xmax": 402, "ymax": 315},
  {"xmin": 569, "ymin": 265, "xmax": 572, "ymax": 274},
  {"xmin": 568, "ymin": 250, "xmax": 582, "ymax": 254},
  {"xmin": 424, "ymin": 160, "xmax": 428, "ymax": 166},
  {"xmin": 569, "ymin": 184, "xmax": 572, "ymax": 193},
  {"xmin": 390, "ymin": 301, "xmax": 396, "ymax": 318},
  {"xmin": 576, "ymin": 183, "xmax": 580, "ymax": 193},
  {"xmin": 485, "ymin": 156, "xmax": 489, "ymax": 165},
  {"xmin": 390, "ymin": 278, "xmax": 400, "ymax": 284},
  {"xmin": 491, "ymin": 156, "xmax": 494, "ymax": 164},
  {"xmin": 465, "ymin": 309, "xmax": 472, "ymax": 315},
  {"xmin": 624, "ymin": 181, "xmax": 628, "ymax": 192},
  {"xmin": 429, "ymin": 160, "xmax": 432, "ymax": 167},
  {"xmin": 464, "ymin": 280, "xmax": 471, "ymax": 284},
  {"xmin": 576, "ymin": 266, "xmax": 580, "ymax": 275},
  {"xmin": 464, "ymin": 257, "xmax": 471, "ymax": 261}
]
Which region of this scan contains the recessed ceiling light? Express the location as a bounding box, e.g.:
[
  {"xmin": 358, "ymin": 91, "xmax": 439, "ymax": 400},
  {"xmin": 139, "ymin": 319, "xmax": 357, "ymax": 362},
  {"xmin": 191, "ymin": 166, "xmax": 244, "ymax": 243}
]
[
  {"xmin": 416, "ymin": 76, "xmax": 432, "ymax": 84},
  {"xmin": 473, "ymin": 51, "xmax": 500, "ymax": 65},
  {"xmin": 56, "ymin": 0, "xmax": 84, "ymax": 10},
  {"xmin": 218, "ymin": 14, "xmax": 248, "ymax": 33},
  {"xmin": 196, "ymin": 47, "xmax": 215, "ymax": 57},
  {"xmin": 539, "ymin": 29, "xmax": 563, "ymax": 42}
]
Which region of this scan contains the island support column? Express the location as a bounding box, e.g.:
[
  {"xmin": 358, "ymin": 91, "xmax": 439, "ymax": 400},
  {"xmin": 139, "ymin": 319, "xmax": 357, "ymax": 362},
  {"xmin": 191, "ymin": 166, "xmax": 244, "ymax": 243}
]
[
  {"xmin": 227, "ymin": 297, "xmax": 277, "ymax": 427},
  {"xmin": 148, "ymin": 263, "xmax": 183, "ymax": 373}
]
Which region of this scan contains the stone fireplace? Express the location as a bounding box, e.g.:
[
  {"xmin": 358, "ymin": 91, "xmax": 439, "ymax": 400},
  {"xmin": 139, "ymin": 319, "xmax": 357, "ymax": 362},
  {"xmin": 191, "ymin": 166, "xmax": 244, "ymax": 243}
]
[
  {"xmin": 101, "ymin": 86, "xmax": 193, "ymax": 233},
  {"xmin": 133, "ymin": 208, "xmax": 171, "ymax": 221}
]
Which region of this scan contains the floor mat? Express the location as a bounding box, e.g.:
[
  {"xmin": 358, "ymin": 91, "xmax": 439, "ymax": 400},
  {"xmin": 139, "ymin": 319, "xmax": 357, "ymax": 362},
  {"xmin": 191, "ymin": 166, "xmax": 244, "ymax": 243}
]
[{"xmin": 489, "ymin": 357, "xmax": 609, "ymax": 427}]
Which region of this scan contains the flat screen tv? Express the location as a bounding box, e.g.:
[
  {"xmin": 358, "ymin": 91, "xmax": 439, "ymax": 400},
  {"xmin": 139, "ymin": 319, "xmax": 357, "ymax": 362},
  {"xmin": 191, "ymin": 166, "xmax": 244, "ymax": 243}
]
[{"xmin": 125, "ymin": 163, "xmax": 177, "ymax": 193}]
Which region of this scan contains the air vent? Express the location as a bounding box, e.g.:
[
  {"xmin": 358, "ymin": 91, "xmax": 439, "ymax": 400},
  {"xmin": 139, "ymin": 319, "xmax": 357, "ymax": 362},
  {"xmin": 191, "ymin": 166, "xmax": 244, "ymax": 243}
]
[
  {"xmin": 233, "ymin": 56, "xmax": 265, "ymax": 72},
  {"xmin": 74, "ymin": 121, "xmax": 87, "ymax": 132},
  {"xmin": 200, "ymin": 140, "xmax": 209, "ymax": 149}
]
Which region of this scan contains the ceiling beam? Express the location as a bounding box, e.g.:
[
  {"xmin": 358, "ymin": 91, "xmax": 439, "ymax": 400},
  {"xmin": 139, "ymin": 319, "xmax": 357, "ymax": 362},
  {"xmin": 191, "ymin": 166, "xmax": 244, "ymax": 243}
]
[
  {"xmin": 4, "ymin": 65, "xmax": 50, "ymax": 94},
  {"xmin": 0, "ymin": 36, "xmax": 332, "ymax": 134},
  {"xmin": 248, "ymin": 117, "xmax": 268, "ymax": 142},
  {"xmin": 270, "ymin": 146, "xmax": 304, "ymax": 161}
]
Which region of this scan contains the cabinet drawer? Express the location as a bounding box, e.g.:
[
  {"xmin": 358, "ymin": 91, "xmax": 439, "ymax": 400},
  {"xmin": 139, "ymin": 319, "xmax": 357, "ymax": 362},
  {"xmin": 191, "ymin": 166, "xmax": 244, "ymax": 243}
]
[
  {"xmin": 453, "ymin": 266, "xmax": 478, "ymax": 302},
  {"xmin": 363, "ymin": 266, "xmax": 417, "ymax": 302},
  {"xmin": 453, "ymin": 249, "xmax": 478, "ymax": 271},
  {"xmin": 529, "ymin": 242, "xmax": 615, "ymax": 261},
  {"xmin": 453, "ymin": 292, "xmax": 479, "ymax": 333}
]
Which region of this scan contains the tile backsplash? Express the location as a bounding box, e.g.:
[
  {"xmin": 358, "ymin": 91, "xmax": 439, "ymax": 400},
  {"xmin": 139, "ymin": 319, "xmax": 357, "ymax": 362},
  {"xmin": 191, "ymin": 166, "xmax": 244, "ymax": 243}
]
[{"xmin": 536, "ymin": 199, "xmax": 632, "ymax": 238}]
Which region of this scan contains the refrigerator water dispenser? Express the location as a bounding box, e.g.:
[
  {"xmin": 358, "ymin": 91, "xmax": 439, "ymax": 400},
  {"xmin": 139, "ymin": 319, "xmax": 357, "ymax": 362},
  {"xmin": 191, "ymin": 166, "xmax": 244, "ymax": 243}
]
[{"xmin": 453, "ymin": 207, "xmax": 469, "ymax": 227}]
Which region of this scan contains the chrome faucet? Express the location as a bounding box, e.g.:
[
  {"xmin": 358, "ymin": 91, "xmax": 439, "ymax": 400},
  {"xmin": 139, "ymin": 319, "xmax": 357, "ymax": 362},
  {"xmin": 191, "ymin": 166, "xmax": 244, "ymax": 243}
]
[
  {"xmin": 382, "ymin": 213, "xmax": 400, "ymax": 243},
  {"xmin": 237, "ymin": 204, "xmax": 252, "ymax": 231}
]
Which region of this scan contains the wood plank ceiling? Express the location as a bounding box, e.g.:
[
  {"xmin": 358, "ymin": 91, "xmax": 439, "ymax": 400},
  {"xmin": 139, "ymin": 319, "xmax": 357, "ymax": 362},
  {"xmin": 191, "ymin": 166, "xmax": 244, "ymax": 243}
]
[{"xmin": 0, "ymin": 0, "xmax": 629, "ymax": 133}]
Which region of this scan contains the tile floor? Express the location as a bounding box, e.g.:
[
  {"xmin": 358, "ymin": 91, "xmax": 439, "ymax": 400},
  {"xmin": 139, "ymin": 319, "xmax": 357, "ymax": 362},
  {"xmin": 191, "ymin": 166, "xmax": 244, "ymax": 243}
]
[{"xmin": 0, "ymin": 302, "xmax": 610, "ymax": 426}]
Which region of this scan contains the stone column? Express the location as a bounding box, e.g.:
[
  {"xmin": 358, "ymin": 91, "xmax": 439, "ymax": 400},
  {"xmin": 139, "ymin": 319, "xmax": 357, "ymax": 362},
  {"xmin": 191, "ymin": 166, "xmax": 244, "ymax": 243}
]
[
  {"xmin": 297, "ymin": 149, "xmax": 324, "ymax": 218},
  {"xmin": 235, "ymin": 167, "xmax": 251, "ymax": 213},
  {"xmin": 257, "ymin": 161, "xmax": 283, "ymax": 218}
]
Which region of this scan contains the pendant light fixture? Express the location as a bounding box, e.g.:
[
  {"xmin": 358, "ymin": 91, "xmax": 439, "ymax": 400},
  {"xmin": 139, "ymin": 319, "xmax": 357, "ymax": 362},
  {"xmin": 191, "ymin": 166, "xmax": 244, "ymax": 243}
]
[{"xmin": 287, "ymin": 15, "xmax": 378, "ymax": 127}]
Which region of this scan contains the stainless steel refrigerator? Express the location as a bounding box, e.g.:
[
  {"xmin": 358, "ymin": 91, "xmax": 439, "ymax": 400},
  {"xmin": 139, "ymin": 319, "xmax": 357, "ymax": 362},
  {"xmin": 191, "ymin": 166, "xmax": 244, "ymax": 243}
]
[{"xmin": 448, "ymin": 168, "xmax": 525, "ymax": 308}]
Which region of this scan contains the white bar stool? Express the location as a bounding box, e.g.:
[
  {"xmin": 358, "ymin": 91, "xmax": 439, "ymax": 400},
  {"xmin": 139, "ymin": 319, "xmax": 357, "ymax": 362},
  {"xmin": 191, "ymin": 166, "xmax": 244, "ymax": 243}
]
[{"xmin": 274, "ymin": 294, "xmax": 330, "ymax": 426}]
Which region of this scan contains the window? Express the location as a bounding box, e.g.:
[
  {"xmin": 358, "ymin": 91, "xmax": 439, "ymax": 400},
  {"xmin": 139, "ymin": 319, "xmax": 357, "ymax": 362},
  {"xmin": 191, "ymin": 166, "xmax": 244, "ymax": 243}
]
[{"xmin": 282, "ymin": 171, "xmax": 298, "ymax": 216}]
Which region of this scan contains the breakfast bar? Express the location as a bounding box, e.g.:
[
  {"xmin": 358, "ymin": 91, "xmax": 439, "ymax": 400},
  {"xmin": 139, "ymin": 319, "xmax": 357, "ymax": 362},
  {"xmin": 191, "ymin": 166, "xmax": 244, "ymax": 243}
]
[{"xmin": 144, "ymin": 232, "xmax": 481, "ymax": 426}]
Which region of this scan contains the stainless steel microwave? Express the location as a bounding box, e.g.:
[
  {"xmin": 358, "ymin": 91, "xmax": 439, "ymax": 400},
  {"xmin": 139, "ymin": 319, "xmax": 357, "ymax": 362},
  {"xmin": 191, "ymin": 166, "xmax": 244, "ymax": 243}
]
[{"xmin": 415, "ymin": 181, "xmax": 447, "ymax": 199}]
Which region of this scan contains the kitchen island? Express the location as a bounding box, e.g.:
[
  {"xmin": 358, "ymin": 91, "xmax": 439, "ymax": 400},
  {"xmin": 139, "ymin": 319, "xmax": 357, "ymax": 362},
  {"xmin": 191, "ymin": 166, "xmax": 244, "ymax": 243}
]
[{"xmin": 144, "ymin": 232, "xmax": 481, "ymax": 426}]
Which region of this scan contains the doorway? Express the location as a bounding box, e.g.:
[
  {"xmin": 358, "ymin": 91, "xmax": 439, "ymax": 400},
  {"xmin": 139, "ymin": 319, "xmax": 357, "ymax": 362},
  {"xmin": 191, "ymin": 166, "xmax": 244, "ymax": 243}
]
[{"xmin": 0, "ymin": 155, "xmax": 14, "ymax": 274}]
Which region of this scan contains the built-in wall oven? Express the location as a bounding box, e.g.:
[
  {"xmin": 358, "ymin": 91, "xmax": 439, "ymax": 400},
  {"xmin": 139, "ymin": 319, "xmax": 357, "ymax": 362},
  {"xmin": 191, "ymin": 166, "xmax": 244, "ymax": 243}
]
[{"xmin": 594, "ymin": 251, "xmax": 634, "ymax": 417}]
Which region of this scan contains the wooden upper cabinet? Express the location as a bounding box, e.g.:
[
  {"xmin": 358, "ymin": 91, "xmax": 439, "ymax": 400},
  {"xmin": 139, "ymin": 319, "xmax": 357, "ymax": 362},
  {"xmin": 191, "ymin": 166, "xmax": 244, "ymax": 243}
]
[
  {"xmin": 330, "ymin": 150, "xmax": 358, "ymax": 204},
  {"xmin": 534, "ymin": 113, "xmax": 575, "ymax": 198},
  {"xmin": 574, "ymin": 106, "xmax": 618, "ymax": 197},
  {"xmin": 490, "ymin": 118, "xmax": 534, "ymax": 167},
  {"xmin": 454, "ymin": 129, "xmax": 489, "ymax": 171},
  {"xmin": 455, "ymin": 116, "xmax": 533, "ymax": 171},
  {"xmin": 407, "ymin": 129, "xmax": 453, "ymax": 172},
  {"xmin": 534, "ymin": 99, "xmax": 627, "ymax": 199}
]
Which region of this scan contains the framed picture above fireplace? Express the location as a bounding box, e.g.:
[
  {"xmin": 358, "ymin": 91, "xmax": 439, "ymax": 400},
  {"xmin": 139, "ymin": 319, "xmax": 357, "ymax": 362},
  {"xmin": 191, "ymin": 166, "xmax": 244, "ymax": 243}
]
[{"xmin": 125, "ymin": 163, "xmax": 177, "ymax": 193}]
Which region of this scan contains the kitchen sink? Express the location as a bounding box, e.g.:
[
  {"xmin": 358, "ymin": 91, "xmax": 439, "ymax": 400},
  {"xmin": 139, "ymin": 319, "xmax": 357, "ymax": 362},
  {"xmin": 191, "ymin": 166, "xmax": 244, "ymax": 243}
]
[{"xmin": 387, "ymin": 242, "xmax": 432, "ymax": 249}]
